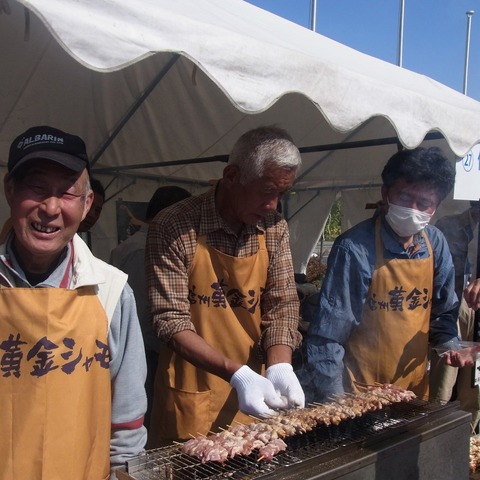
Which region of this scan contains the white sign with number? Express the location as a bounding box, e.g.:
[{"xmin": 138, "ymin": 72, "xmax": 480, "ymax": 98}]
[
  {"xmin": 474, "ymin": 360, "xmax": 480, "ymax": 387},
  {"xmin": 454, "ymin": 144, "xmax": 480, "ymax": 201}
]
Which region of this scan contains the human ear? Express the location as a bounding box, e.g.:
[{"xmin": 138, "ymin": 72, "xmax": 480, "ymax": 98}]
[
  {"xmin": 81, "ymin": 191, "xmax": 95, "ymax": 221},
  {"xmin": 380, "ymin": 185, "xmax": 389, "ymax": 204},
  {"xmin": 4, "ymin": 173, "xmax": 15, "ymax": 208},
  {"xmin": 223, "ymin": 164, "xmax": 241, "ymax": 185}
]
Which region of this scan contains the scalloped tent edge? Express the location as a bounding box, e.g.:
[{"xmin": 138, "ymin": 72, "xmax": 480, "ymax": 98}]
[{"xmin": 1, "ymin": 0, "xmax": 479, "ymax": 270}]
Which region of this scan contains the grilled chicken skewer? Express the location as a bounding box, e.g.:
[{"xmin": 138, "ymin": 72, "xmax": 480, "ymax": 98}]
[{"xmin": 181, "ymin": 383, "xmax": 416, "ymax": 464}]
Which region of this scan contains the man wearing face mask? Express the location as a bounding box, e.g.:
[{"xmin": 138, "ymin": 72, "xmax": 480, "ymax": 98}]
[{"xmin": 300, "ymin": 147, "xmax": 464, "ymax": 403}]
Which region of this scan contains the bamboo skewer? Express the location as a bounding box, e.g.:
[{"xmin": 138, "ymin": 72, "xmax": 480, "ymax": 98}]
[{"xmin": 180, "ymin": 383, "xmax": 417, "ymax": 465}]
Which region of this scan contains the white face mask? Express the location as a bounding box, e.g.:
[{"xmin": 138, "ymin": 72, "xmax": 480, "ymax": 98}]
[{"xmin": 385, "ymin": 201, "xmax": 434, "ymax": 237}]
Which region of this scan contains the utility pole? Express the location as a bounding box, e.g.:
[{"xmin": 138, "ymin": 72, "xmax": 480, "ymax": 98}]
[
  {"xmin": 464, "ymin": 10, "xmax": 475, "ymax": 95},
  {"xmin": 310, "ymin": 0, "xmax": 317, "ymax": 32},
  {"xmin": 397, "ymin": 0, "xmax": 405, "ymax": 67}
]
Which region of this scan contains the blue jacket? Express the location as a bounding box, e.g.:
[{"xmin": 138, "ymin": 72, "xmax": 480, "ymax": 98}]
[{"xmin": 300, "ymin": 214, "xmax": 459, "ymax": 403}]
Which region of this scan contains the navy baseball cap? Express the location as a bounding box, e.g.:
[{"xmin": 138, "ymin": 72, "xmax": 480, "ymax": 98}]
[{"xmin": 8, "ymin": 126, "xmax": 90, "ymax": 176}]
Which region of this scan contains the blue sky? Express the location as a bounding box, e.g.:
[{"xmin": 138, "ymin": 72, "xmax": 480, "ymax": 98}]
[{"xmin": 245, "ymin": 1, "xmax": 480, "ymax": 101}]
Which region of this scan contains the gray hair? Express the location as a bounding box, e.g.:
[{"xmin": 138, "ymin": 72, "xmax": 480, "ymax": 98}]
[{"xmin": 228, "ymin": 126, "xmax": 302, "ymax": 184}]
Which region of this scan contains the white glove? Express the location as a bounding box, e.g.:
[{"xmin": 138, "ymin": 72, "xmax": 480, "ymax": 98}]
[
  {"xmin": 230, "ymin": 365, "xmax": 288, "ymax": 417},
  {"xmin": 266, "ymin": 363, "xmax": 305, "ymax": 408}
]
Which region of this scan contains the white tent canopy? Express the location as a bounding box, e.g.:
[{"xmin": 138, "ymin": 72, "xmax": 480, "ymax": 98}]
[{"xmin": 1, "ymin": 0, "xmax": 479, "ymax": 269}]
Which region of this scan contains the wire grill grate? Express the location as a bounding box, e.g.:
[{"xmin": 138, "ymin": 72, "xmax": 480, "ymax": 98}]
[{"xmin": 122, "ymin": 399, "xmax": 452, "ymax": 480}]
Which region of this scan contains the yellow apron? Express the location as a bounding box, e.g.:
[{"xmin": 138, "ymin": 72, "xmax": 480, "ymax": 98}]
[
  {"xmin": 345, "ymin": 218, "xmax": 433, "ymax": 397},
  {"xmin": 0, "ymin": 279, "xmax": 111, "ymax": 479},
  {"xmin": 149, "ymin": 233, "xmax": 268, "ymax": 445}
]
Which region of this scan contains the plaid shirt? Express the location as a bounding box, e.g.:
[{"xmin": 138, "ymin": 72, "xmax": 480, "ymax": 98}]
[{"xmin": 145, "ymin": 185, "xmax": 302, "ymax": 356}]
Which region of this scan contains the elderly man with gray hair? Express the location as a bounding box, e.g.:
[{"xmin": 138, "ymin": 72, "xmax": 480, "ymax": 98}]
[{"xmin": 145, "ymin": 126, "xmax": 305, "ymax": 447}]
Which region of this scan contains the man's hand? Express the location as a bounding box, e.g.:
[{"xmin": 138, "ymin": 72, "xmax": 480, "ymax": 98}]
[
  {"xmin": 442, "ymin": 347, "xmax": 478, "ymax": 368},
  {"xmin": 266, "ymin": 363, "xmax": 305, "ymax": 408},
  {"xmin": 464, "ymin": 278, "xmax": 480, "ymax": 310},
  {"xmin": 230, "ymin": 365, "xmax": 287, "ymax": 417}
]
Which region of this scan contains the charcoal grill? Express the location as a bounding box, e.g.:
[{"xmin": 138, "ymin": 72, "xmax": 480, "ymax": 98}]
[{"xmin": 116, "ymin": 399, "xmax": 471, "ymax": 480}]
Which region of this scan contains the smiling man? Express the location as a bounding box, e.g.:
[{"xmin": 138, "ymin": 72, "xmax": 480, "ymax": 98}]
[
  {"xmin": 145, "ymin": 126, "xmax": 305, "ymax": 446},
  {"xmin": 0, "ymin": 126, "xmax": 147, "ymax": 480}
]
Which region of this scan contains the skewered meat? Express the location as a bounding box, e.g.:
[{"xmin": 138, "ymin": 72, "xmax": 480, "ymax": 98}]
[
  {"xmin": 180, "ymin": 383, "xmax": 416, "ymax": 464},
  {"xmin": 258, "ymin": 438, "xmax": 287, "ymax": 461},
  {"xmin": 470, "ymin": 436, "xmax": 480, "ymax": 472}
]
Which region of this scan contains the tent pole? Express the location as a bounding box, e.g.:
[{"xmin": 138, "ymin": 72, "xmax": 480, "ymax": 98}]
[
  {"xmin": 292, "ymin": 182, "xmax": 383, "ymax": 194},
  {"xmin": 92, "ymin": 131, "xmax": 443, "ymax": 175},
  {"xmin": 310, "ymin": 0, "xmax": 317, "ymax": 32},
  {"xmin": 285, "ymin": 190, "xmax": 321, "ymax": 222},
  {"xmin": 93, "ymin": 154, "xmax": 228, "ymax": 174},
  {"xmin": 104, "ymin": 178, "xmax": 136, "ymax": 203},
  {"xmin": 397, "ymin": 0, "xmax": 405, "ymax": 67},
  {"xmin": 90, "ymin": 53, "xmax": 181, "ymax": 166},
  {"xmin": 464, "ymin": 10, "xmax": 475, "ymax": 95}
]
